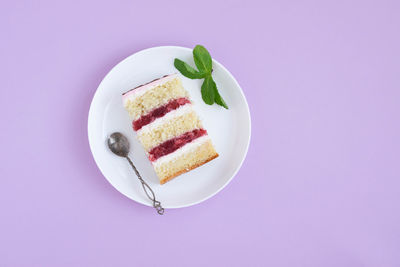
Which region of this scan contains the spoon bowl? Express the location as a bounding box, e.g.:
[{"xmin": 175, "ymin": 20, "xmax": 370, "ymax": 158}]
[{"xmin": 107, "ymin": 132, "xmax": 130, "ymax": 157}]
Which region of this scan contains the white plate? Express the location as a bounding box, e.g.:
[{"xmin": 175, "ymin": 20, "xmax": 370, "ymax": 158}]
[{"xmin": 88, "ymin": 46, "xmax": 251, "ymax": 208}]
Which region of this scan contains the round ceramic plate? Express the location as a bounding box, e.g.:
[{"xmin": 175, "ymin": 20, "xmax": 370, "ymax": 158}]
[{"xmin": 88, "ymin": 46, "xmax": 251, "ymax": 208}]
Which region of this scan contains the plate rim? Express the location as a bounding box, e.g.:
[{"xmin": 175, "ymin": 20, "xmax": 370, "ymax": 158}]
[{"xmin": 88, "ymin": 45, "xmax": 252, "ymax": 208}]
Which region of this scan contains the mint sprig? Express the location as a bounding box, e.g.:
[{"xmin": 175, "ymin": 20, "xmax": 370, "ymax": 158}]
[{"xmin": 174, "ymin": 45, "xmax": 228, "ymax": 109}]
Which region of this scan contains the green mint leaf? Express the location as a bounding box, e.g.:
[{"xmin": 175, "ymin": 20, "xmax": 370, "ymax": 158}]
[
  {"xmin": 211, "ymin": 78, "xmax": 228, "ymax": 109},
  {"xmin": 201, "ymin": 75, "xmax": 215, "ymax": 105},
  {"xmin": 193, "ymin": 45, "xmax": 212, "ymax": 73},
  {"xmin": 174, "ymin": 58, "xmax": 207, "ymax": 79}
]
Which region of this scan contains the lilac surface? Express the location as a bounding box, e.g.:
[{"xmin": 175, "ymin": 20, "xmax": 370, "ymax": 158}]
[{"xmin": 1, "ymin": 0, "xmax": 400, "ymax": 266}]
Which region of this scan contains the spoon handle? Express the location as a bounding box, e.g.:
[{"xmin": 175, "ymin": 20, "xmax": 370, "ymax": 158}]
[{"xmin": 126, "ymin": 156, "xmax": 164, "ymax": 215}]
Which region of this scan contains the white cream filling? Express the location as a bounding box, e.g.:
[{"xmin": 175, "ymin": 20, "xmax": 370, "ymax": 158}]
[
  {"xmin": 136, "ymin": 103, "xmax": 193, "ymax": 135},
  {"xmin": 152, "ymin": 135, "xmax": 210, "ymax": 168},
  {"xmin": 122, "ymin": 74, "xmax": 178, "ymax": 106}
]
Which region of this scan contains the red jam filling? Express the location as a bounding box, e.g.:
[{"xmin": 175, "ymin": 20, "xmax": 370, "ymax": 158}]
[
  {"xmin": 148, "ymin": 129, "xmax": 207, "ymax": 161},
  {"xmin": 133, "ymin": 97, "xmax": 191, "ymax": 131}
]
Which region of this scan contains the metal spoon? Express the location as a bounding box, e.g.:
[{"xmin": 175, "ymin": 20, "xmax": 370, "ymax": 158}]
[{"xmin": 107, "ymin": 132, "xmax": 164, "ymax": 215}]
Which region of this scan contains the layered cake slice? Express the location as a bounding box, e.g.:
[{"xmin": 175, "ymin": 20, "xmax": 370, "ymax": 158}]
[{"xmin": 122, "ymin": 74, "xmax": 218, "ymax": 184}]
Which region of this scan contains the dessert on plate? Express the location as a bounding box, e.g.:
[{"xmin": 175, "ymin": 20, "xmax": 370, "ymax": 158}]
[{"xmin": 122, "ymin": 74, "xmax": 218, "ymax": 184}]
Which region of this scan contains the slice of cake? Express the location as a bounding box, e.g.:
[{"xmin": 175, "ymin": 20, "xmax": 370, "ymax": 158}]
[{"xmin": 122, "ymin": 74, "xmax": 218, "ymax": 184}]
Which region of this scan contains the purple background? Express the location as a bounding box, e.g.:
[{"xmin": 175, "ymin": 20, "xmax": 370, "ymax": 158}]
[{"xmin": 1, "ymin": 0, "xmax": 399, "ymax": 266}]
